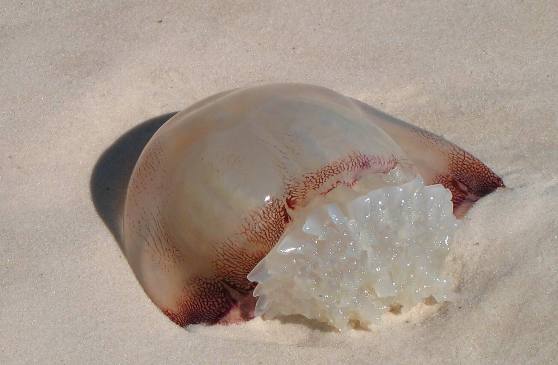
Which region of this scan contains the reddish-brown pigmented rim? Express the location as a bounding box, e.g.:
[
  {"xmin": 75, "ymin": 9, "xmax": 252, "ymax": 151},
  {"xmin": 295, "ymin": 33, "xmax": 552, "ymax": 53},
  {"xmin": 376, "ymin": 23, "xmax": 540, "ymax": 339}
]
[
  {"xmin": 434, "ymin": 147, "xmax": 504, "ymax": 218},
  {"xmin": 161, "ymin": 148, "xmax": 504, "ymax": 326}
]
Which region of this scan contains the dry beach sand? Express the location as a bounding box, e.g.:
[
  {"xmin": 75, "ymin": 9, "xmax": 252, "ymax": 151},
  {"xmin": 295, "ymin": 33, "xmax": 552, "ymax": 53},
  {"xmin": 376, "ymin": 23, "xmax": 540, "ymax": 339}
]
[{"xmin": 1, "ymin": 1, "xmax": 557, "ymax": 364}]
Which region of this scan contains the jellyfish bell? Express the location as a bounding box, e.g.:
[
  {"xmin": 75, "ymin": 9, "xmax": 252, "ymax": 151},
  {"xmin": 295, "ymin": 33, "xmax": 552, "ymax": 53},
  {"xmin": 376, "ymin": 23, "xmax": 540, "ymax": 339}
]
[{"xmin": 123, "ymin": 84, "xmax": 503, "ymax": 328}]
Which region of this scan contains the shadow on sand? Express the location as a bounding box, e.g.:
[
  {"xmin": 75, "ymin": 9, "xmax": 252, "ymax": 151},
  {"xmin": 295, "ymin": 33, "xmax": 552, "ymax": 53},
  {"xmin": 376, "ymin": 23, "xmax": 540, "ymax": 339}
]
[
  {"xmin": 89, "ymin": 112, "xmax": 177, "ymax": 249},
  {"xmin": 90, "ymin": 91, "xmax": 234, "ymax": 249}
]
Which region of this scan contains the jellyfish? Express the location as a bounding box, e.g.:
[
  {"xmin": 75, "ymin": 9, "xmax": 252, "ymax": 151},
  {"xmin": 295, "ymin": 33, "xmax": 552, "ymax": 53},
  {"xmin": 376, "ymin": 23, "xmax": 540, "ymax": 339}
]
[{"xmin": 123, "ymin": 84, "xmax": 503, "ymax": 328}]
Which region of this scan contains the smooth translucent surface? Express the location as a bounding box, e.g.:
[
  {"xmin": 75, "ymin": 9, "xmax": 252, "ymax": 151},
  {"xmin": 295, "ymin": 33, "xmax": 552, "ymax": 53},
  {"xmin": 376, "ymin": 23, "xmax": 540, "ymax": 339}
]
[
  {"xmin": 248, "ymin": 177, "xmax": 458, "ymax": 330},
  {"xmin": 124, "ymin": 84, "xmax": 410, "ymax": 322}
]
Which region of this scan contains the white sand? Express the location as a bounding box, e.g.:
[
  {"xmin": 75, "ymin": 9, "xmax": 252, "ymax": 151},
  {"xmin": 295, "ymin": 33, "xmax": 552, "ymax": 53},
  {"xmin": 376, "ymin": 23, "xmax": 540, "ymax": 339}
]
[{"xmin": 1, "ymin": 1, "xmax": 557, "ymax": 364}]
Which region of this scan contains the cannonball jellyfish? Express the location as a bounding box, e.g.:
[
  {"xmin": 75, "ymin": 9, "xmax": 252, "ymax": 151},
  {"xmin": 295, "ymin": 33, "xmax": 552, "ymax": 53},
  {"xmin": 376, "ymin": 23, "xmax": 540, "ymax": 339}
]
[{"xmin": 123, "ymin": 83, "xmax": 503, "ymax": 328}]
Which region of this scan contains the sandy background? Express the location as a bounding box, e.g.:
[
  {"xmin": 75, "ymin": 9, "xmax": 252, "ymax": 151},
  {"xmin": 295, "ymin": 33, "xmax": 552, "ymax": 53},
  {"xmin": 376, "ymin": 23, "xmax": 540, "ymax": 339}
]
[{"xmin": 2, "ymin": 1, "xmax": 557, "ymax": 364}]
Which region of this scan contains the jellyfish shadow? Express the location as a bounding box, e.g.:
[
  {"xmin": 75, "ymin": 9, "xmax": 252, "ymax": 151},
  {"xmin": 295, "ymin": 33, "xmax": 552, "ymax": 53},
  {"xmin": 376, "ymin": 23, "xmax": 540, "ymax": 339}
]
[{"xmin": 90, "ymin": 112, "xmax": 177, "ymax": 249}]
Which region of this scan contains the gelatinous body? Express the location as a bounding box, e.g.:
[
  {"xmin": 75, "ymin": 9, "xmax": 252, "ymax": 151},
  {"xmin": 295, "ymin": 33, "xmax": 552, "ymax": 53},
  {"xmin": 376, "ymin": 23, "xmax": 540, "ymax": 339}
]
[{"xmin": 123, "ymin": 84, "xmax": 503, "ymax": 326}]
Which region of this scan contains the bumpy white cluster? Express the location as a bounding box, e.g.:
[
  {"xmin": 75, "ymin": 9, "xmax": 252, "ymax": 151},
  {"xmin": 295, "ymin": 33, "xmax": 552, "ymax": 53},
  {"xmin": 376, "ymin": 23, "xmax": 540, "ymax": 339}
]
[{"xmin": 248, "ymin": 177, "xmax": 458, "ymax": 330}]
